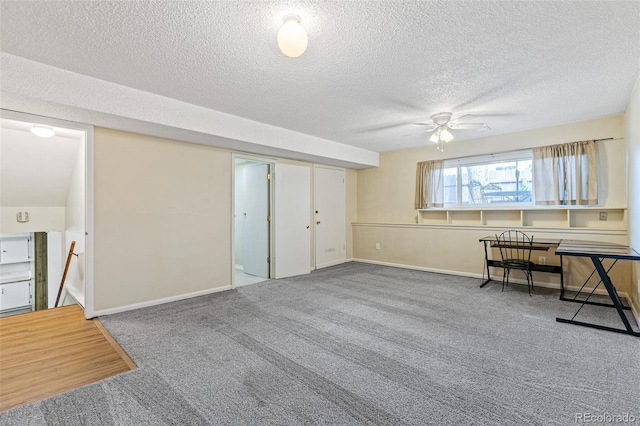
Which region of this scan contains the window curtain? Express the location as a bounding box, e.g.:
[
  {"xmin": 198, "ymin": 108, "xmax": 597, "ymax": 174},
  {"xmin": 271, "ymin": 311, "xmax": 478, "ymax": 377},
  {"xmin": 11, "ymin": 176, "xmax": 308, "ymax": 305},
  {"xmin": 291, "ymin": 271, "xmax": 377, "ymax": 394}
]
[
  {"xmin": 532, "ymin": 140, "xmax": 597, "ymax": 205},
  {"xmin": 415, "ymin": 160, "xmax": 444, "ymax": 209}
]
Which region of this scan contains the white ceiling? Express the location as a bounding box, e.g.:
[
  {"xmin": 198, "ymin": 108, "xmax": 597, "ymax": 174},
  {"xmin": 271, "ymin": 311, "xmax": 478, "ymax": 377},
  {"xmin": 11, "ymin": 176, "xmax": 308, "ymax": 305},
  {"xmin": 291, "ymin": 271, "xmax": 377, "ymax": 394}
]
[
  {"xmin": 0, "ymin": 1, "xmax": 638, "ymax": 168},
  {"xmin": 1, "ymin": 119, "xmax": 83, "ymax": 207}
]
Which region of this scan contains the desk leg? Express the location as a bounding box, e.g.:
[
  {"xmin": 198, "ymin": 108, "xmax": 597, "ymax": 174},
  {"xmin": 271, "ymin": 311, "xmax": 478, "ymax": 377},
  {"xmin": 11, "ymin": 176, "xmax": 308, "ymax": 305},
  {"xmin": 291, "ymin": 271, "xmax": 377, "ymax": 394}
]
[
  {"xmin": 592, "ymin": 257, "xmax": 634, "ymax": 333},
  {"xmin": 480, "ymin": 240, "xmax": 492, "ymax": 287},
  {"xmin": 556, "ymin": 256, "xmax": 639, "ymax": 337},
  {"xmin": 559, "ymin": 255, "xmax": 565, "ymax": 300}
]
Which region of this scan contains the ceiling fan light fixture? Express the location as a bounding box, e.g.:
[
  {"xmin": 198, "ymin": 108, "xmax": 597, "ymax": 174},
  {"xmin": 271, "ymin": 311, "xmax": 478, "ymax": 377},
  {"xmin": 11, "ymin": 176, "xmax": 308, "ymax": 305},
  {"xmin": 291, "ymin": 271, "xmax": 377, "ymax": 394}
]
[
  {"xmin": 277, "ymin": 15, "xmax": 308, "ymax": 58},
  {"xmin": 440, "ymin": 128, "xmax": 454, "ymax": 143},
  {"xmin": 31, "ymin": 125, "xmax": 55, "ymax": 138},
  {"xmin": 429, "ymin": 129, "xmax": 441, "ymax": 144}
]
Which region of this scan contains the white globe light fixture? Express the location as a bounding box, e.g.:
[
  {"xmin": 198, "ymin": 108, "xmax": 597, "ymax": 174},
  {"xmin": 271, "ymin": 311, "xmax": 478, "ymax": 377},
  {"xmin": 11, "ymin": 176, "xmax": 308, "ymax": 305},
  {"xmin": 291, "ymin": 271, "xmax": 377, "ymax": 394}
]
[{"xmin": 277, "ymin": 15, "xmax": 308, "ymax": 58}]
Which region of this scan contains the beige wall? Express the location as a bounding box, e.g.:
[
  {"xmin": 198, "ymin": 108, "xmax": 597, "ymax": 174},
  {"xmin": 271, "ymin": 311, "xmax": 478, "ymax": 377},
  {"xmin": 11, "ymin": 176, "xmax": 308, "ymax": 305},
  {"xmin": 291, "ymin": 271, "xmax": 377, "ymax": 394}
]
[
  {"xmin": 345, "ymin": 168, "xmax": 357, "ymax": 259},
  {"xmin": 625, "ymin": 78, "xmax": 640, "ymax": 316},
  {"xmin": 94, "ymin": 128, "xmax": 232, "ymax": 312},
  {"xmin": 353, "ymin": 224, "xmax": 629, "ymax": 291},
  {"xmin": 93, "ymin": 130, "xmax": 357, "ymax": 312},
  {"xmin": 358, "ymin": 116, "xmax": 626, "ymax": 224},
  {"xmin": 354, "ymin": 116, "xmax": 631, "ymax": 294}
]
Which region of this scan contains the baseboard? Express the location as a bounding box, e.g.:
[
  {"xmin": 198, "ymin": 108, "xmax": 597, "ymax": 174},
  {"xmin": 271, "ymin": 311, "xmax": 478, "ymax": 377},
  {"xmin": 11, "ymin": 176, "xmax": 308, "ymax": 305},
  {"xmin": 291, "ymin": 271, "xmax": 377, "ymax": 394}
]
[
  {"xmin": 352, "ymin": 258, "xmax": 484, "ymax": 279},
  {"xmin": 92, "ymin": 285, "xmax": 232, "ymax": 318},
  {"xmin": 315, "ymin": 258, "xmax": 349, "ymax": 270},
  {"xmin": 64, "ymin": 285, "xmax": 85, "ymax": 308}
]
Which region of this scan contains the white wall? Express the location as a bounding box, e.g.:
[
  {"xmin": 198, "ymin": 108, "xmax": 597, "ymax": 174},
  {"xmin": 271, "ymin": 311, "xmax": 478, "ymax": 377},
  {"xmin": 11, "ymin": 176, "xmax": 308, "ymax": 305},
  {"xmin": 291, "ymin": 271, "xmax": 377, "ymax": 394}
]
[
  {"xmin": 233, "ymin": 164, "xmax": 245, "ymax": 267},
  {"xmin": 625, "ymin": 77, "xmax": 640, "ymax": 314},
  {"xmin": 0, "ymin": 206, "xmax": 65, "ymax": 233},
  {"xmin": 62, "ymin": 141, "xmax": 86, "ymax": 305}
]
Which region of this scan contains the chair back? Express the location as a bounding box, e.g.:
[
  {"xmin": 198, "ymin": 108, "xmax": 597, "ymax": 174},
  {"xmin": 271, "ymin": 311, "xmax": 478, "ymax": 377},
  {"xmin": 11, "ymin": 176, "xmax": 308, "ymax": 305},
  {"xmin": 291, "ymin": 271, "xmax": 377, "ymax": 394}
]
[{"xmin": 495, "ymin": 230, "xmax": 534, "ymax": 266}]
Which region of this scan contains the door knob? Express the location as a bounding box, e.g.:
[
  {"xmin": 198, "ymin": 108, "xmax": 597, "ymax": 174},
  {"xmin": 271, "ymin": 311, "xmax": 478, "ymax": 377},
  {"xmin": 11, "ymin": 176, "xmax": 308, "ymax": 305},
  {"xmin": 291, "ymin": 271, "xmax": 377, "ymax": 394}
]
[{"xmin": 316, "ymin": 221, "xmax": 321, "ymax": 225}]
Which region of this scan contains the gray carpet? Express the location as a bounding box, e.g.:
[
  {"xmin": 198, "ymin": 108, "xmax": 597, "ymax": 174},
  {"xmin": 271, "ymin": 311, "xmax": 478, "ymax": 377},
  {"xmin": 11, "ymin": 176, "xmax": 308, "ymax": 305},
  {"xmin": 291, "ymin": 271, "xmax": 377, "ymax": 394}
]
[{"xmin": 2, "ymin": 262, "xmax": 639, "ymax": 425}]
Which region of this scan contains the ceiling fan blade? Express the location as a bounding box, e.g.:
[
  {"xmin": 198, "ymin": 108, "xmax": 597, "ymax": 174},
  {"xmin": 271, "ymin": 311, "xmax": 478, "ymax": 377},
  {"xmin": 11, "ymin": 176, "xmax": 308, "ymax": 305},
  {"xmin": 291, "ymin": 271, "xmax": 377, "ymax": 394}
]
[
  {"xmin": 450, "ymin": 114, "xmax": 475, "ymax": 122},
  {"xmin": 413, "ymin": 123, "xmax": 437, "ymax": 131},
  {"xmin": 404, "ymin": 130, "xmax": 434, "ymax": 136},
  {"xmin": 450, "ymin": 123, "xmax": 488, "ymax": 130}
]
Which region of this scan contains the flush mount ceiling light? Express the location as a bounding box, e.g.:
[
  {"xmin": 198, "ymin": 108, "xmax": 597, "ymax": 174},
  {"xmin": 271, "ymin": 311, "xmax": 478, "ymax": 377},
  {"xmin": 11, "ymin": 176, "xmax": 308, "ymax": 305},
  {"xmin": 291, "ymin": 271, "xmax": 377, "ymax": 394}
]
[
  {"xmin": 277, "ymin": 15, "xmax": 308, "ymax": 58},
  {"xmin": 30, "ymin": 125, "xmax": 55, "ymax": 138}
]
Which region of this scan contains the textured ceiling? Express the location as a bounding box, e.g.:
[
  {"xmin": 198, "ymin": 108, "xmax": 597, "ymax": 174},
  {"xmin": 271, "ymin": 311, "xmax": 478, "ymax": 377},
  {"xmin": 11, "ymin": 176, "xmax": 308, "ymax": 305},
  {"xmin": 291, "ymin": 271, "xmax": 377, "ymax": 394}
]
[{"xmin": 1, "ymin": 1, "xmax": 639, "ymax": 155}]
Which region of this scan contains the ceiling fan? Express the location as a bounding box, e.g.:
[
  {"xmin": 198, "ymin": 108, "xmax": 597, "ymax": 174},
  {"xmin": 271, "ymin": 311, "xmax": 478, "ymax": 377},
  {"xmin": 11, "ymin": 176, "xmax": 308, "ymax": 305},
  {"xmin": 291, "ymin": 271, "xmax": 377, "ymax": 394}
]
[{"xmin": 414, "ymin": 112, "xmax": 489, "ymax": 151}]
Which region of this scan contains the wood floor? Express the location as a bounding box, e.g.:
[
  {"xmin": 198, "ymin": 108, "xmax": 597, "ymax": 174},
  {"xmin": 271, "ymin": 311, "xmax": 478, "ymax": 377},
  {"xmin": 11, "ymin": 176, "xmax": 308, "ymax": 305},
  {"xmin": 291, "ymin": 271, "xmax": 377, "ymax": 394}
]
[{"xmin": 0, "ymin": 305, "xmax": 135, "ymax": 412}]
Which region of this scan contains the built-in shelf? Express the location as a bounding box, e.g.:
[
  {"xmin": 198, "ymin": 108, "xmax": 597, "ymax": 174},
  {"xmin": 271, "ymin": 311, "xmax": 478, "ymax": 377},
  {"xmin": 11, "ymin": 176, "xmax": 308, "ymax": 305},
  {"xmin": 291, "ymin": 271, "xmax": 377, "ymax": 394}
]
[{"xmin": 417, "ymin": 207, "xmax": 627, "ymax": 230}]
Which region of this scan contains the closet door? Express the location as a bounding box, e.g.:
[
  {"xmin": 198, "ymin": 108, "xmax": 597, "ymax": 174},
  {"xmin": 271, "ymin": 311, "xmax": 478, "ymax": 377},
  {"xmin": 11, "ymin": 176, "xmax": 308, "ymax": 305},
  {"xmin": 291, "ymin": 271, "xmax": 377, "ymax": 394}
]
[
  {"xmin": 274, "ymin": 164, "xmax": 311, "ymax": 278},
  {"xmin": 314, "ymin": 166, "xmax": 346, "ymax": 269}
]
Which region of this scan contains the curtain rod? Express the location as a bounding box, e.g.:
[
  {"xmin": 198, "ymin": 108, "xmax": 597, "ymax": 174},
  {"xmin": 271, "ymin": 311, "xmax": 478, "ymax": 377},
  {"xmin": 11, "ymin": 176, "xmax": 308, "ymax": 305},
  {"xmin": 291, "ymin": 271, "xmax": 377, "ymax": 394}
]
[{"xmin": 439, "ymin": 137, "xmax": 621, "ymax": 163}]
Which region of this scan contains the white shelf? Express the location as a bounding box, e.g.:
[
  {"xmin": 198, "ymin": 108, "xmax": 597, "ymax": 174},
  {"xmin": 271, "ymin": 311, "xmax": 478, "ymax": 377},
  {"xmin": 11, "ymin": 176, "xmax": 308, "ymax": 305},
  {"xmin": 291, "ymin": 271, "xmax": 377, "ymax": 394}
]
[
  {"xmin": 418, "ymin": 207, "xmax": 627, "ymax": 230},
  {"xmin": 0, "ymin": 273, "xmax": 32, "ymax": 284}
]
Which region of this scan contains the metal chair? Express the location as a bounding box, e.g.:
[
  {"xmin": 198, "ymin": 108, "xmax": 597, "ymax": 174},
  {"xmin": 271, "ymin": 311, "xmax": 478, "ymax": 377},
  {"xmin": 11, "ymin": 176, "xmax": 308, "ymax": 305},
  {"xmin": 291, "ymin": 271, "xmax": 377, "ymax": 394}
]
[{"xmin": 495, "ymin": 230, "xmax": 535, "ymax": 295}]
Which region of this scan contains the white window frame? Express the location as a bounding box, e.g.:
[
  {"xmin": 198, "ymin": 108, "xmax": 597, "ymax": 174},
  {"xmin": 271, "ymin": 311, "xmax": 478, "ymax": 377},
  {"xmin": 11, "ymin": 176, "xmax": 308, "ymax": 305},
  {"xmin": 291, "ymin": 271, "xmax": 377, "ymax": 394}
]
[{"xmin": 443, "ymin": 149, "xmax": 534, "ymax": 207}]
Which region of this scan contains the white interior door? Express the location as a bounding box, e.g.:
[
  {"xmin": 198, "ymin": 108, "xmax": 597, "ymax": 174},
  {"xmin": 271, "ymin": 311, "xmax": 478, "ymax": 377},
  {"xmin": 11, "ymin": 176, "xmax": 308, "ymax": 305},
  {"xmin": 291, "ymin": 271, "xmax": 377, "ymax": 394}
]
[
  {"xmin": 274, "ymin": 164, "xmax": 311, "ymax": 278},
  {"xmin": 242, "ymin": 163, "xmax": 270, "ymax": 277},
  {"xmin": 314, "ymin": 166, "xmax": 346, "ymax": 269}
]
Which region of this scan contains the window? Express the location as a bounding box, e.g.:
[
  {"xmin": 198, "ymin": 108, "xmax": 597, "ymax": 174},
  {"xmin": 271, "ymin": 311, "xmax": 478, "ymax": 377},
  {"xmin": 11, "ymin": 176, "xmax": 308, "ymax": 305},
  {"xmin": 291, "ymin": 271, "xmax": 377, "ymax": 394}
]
[{"xmin": 444, "ymin": 150, "xmax": 533, "ymax": 206}]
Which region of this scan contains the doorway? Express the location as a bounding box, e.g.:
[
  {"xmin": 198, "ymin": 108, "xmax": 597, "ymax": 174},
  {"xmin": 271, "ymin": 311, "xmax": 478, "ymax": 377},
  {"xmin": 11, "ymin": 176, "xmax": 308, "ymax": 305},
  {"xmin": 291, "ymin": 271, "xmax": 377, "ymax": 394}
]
[
  {"xmin": 0, "ymin": 110, "xmax": 93, "ymax": 317},
  {"xmin": 233, "ymin": 157, "xmax": 273, "ymax": 287}
]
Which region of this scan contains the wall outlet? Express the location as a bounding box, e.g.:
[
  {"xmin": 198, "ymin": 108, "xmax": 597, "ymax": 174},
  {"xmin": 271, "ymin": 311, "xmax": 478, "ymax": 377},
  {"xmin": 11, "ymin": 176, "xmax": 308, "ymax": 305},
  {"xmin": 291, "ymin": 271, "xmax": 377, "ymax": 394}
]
[
  {"xmin": 375, "ymin": 243, "xmax": 381, "ymax": 250},
  {"xmin": 599, "ymin": 211, "xmax": 607, "ymax": 221},
  {"xmin": 538, "ymin": 256, "xmax": 546, "ymax": 265}
]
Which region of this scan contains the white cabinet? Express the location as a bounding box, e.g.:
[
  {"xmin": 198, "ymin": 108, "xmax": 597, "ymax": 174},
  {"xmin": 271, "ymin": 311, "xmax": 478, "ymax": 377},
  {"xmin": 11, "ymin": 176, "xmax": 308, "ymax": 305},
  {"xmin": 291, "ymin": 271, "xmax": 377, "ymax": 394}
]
[
  {"xmin": 0, "ymin": 236, "xmax": 31, "ymax": 263},
  {"xmin": 0, "ymin": 280, "xmax": 32, "ymax": 311},
  {"xmin": 0, "ymin": 233, "xmax": 34, "ymax": 314}
]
